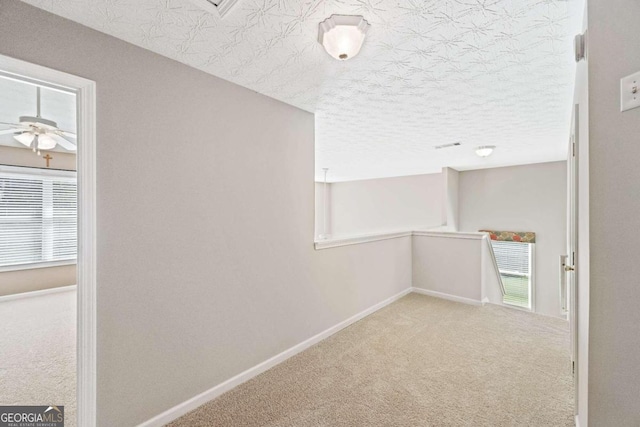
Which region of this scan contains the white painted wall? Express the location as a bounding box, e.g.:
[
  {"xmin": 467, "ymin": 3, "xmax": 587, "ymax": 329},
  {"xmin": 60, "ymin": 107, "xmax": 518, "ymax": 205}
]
[
  {"xmin": 328, "ymin": 173, "xmax": 442, "ymax": 237},
  {"xmin": 0, "ymin": 3, "xmax": 412, "ymax": 425},
  {"xmin": 587, "ymin": 1, "xmax": 640, "ymax": 424},
  {"xmin": 458, "ymin": 162, "xmax": 567, "ymax": 317},
  {"xmin": 0, "ymin": 145, "xmax": 77, "ymax": 296}
]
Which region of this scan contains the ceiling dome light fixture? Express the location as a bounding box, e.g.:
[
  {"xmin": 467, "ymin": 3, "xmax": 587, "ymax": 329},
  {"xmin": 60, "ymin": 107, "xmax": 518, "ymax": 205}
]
[
  {"xmin": 475, "ymin": 146, "xmax": 496, "ymax": 158},
  {"xmin": 318, "ymin": 15, "xmax": 370, "ymax": 61}
]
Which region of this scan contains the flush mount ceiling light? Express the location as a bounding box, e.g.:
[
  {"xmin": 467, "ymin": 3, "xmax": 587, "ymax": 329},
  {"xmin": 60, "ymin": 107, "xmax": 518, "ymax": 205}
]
[
  {"xmin": 318, "ymin": 15, "xmax": 370, "ymax": 61},
  {"xmin": 475, "ymin": 146, "xmax": 496, "ymax": 157}
]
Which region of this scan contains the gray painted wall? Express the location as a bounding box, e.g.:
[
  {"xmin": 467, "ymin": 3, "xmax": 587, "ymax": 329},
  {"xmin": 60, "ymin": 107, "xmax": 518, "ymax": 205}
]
[
  {"xmin": 588, "ymin": 0, "xmax": 640, "ymax": 424},
  {"xmin": 0, "ymin": 2, "xmax": 412, "ymax": 425},
  {"xmin": 314, "ymin": 182, "xmax": 332, "ymax": 239},
  {"xmin": 412, "ymin": 235, "xmax": 483, "ymax": 302},
  {"xmin": 458, "ymin": 162, "xmax": 567, "ymax": 317},
  {"xmin": 442, "ymin": 167, "xmax": 459, "ymax": 230},
  {"xmin": 328, "ymin": 173, "xmax": 443, "ymax": 237}
]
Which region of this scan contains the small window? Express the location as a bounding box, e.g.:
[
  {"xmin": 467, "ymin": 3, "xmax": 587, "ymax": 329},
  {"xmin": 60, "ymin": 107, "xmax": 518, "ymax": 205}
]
[
  {"xmin": 491, "ymin": 240, "xmax": 533, "ymax": 309},
  {"xmin": 0, "ymin": 165, "xmax": 77, "ymax": 270}
]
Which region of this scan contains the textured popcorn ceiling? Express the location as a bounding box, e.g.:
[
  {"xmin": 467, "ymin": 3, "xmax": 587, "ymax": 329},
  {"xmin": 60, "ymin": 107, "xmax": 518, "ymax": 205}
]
[{"xmin": 23, "ymin": 0, "xmax": 581, "ymax": 181}]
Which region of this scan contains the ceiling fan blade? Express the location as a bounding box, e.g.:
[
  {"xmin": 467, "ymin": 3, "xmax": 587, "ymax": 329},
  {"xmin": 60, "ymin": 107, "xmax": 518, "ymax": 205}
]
[
  {"xmin": 58, "ymin": 129, "xmax": 77, "ymax": 139},
  {"xmin": 0, "ymin": 129, "xmax": 20, "ymax": 136},
  {"xmin": 50, "ymin": 133, "xmax": 77, "ymax": 151},
  {"xmin": 0, "ymin": 122, "xmax": 22, "ymax": 127}
]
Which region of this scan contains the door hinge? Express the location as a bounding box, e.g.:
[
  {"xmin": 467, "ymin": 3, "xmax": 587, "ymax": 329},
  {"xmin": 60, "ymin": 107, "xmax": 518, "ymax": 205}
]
[
  {"xmin": 572, "ymin": 361, "xmax": 575, "ymax": 376},
  {"xmin": 575, "ymin": 32, "xmax": 587, "ymax": 62}
]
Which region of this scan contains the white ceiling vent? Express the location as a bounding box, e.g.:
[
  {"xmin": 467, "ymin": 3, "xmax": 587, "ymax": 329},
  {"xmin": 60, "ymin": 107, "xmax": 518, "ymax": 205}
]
[
  {"xmin": 434, "ymin": 142, "xmax": 461, "ymax": 150},
  {"xmin": 190, "ymin": 0, "xmax": 240, "ymax": 18}
]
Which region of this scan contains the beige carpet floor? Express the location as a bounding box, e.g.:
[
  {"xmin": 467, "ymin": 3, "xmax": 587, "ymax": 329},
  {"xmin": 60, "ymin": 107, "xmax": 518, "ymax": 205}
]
[
  {"xmin": 0, "ymin": 288, "xmax": 76, "ymax": 427},
  {"xmin": 170, "ymin": 294, "xmax": 573, "ymax": 427}
]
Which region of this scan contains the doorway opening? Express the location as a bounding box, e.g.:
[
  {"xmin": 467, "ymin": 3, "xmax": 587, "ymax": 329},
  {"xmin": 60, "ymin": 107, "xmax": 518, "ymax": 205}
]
[{"xmin": 0, "ymin": 55, "xmax": 96, "ymax": 427}]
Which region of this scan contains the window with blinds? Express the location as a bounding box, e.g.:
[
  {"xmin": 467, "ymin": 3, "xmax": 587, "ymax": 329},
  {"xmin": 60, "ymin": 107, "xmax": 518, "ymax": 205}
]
[
  {"xmin": 491, "ymin": 240, "xmax": 533, "ymax": 309},
  {"xmin": 0, "ymin": 165, "xmax": 77, "ymax": 269}
]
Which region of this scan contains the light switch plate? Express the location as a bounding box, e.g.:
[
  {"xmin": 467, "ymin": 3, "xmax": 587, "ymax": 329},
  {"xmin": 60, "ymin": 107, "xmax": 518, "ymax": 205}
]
[{"xmin": 621, "ymin": 71, "xmax": 640, "ymax": 112}]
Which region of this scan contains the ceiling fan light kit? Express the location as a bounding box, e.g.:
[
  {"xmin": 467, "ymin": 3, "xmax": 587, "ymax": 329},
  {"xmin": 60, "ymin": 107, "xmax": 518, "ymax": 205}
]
[
  {"xmin": 13, "ymin": 132, "xmax": 35, "ymax": 147},
  {"xmin": 14, "ymin": 132, "xmax": 56, "ymax": 151},
  {"xmin": 318, "ymin": 15, "xmax": 370, "ymax": 61}
]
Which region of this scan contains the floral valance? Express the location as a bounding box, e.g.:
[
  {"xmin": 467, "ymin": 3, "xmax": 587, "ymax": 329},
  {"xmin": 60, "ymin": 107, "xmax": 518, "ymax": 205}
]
[{"xmin": 480, "ymin": 230, "xmax": 536, "ymax": 244}]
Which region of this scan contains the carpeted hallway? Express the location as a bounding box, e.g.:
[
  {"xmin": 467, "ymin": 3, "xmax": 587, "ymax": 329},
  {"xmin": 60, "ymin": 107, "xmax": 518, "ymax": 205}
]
[{"xmin": 170, "ymin": 293, "xmax": 573, "ymax": 427}]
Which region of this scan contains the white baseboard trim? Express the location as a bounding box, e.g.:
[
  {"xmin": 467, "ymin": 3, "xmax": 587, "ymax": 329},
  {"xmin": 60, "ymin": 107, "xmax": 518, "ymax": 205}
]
[
  {"xmin": 137, "ymin": 287, "xmax": 413, "ymax": 427},
  {"xmin": 0, "ymin": 284, "xmax": 77, "ymax": 303},
  {"xmin": 410, "ymin": 287, "xmax": 483, "ymax": 306}
]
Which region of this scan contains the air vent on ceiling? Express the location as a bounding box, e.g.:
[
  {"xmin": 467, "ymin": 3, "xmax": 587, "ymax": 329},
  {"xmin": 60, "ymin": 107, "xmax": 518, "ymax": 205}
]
[
  {"xmin": 190, "ymin": 0, "xmax": 240, "ymax": 18},
  {"xmin": 434, "ymin": 142, "xmax": 462, "ymax": 150}
]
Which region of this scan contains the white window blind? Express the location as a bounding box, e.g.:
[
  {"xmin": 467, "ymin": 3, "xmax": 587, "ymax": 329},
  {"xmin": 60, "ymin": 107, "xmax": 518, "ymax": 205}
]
[
  {"xmin": 491, "ymin": 240, "xmax": 532, "ymax": 309},
  {"xmin": 0, "ymin": 165, "xmax": 77, "ymax": 269},
  {"xmin": 492, "ymin": 240, "xmax": 531, "ymax": 276}
]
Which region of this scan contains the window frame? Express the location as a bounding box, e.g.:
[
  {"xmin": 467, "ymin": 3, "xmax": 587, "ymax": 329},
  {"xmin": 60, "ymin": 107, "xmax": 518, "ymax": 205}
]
[
  {"xmin": 491, "ymin": 239, "xmax": 535, "ymax": 311},
  {"xmin": 0, "ymin": 164, "xmax": 77, "ymax": 272}
]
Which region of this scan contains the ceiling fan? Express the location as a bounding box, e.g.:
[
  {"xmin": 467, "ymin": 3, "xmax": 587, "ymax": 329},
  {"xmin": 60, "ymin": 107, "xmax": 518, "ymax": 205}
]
[{"xmin": 0, "ymin": 86, "xmax": 76, "ymax": 154}]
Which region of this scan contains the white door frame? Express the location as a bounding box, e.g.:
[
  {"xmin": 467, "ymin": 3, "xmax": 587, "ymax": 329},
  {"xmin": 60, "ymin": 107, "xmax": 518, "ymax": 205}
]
[{"xmin": 0, "ymin": 54, "xmax": 97, "ymax": 427}]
